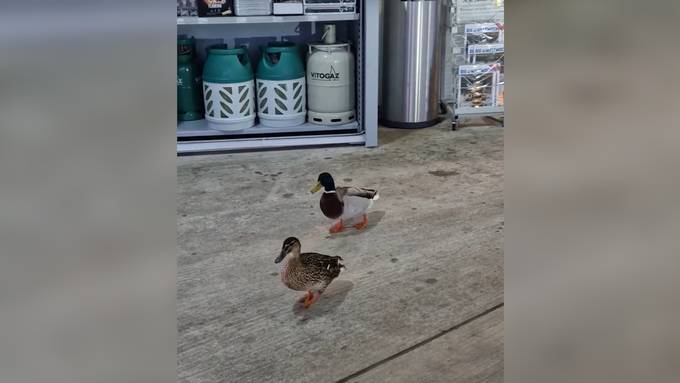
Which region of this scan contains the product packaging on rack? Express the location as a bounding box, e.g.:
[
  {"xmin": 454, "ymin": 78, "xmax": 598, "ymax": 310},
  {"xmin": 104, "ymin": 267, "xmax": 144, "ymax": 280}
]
[
  {"xmin": 457, "ymin": 64, "xmax": 498, "ymax": 109},
  {"xmin": 466, "ymin": 43, "xmax": 504, "ymax": 64},
  {"xmin": 456, "ymin": 0, "xmax": 505, "ymax": 24},
  {"xmin": 273, "ymin": 0, "xmax": 303, "ymax": 15},
  {"xmin": 234, "ymin": 0, "xmax": 272, "ymax": 16},
  {"xmin": 464, "ymin": 23, "xmax": 504, "ymax": 46},
  {"xmin": 178, "ymin": 0, "xmax": 199, "ymax": 16},
  {"xmin": 198, "ymin": 0, "xmax": 235, "ymax": 17},
  {"xmin": 303, "ymin": 0, "xmax": 356, "ymax": 14}
]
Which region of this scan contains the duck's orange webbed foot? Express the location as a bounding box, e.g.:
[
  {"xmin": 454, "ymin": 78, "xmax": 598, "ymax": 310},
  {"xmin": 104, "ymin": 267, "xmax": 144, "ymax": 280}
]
[
  {"xmin": 298, "ymin": 291, "xmax": 312, "ymax": 304},
  {"xmin": 354, "ymin": 214, "xmax": 368, "ymax": 230},
  {"xmin": 303, "ymin": 291, "xmax": 320, "ymax": 309},
  {"xmin": 329, "ymin": 220, "xmax": 344, "ymax": 234}
]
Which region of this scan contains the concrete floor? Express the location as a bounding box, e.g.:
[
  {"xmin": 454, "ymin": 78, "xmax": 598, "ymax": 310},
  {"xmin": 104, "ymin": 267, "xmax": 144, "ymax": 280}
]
[{"xmin": 177, "ymin": 122, "xmax": 504, "ymax": 383}]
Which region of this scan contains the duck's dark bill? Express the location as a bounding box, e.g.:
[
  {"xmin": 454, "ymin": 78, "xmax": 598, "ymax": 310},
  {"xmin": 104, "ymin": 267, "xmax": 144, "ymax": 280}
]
[{"xmin": 274, "ymin": 252, "xmax": 286, "ymax": 263}]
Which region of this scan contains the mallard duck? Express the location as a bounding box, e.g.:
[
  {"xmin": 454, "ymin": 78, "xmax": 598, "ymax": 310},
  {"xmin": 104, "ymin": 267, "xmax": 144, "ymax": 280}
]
[
  {"xmin": 310, "ymin": 172, "xmax": 379, "ymax": 233},
  {"xmin": 275, "ymin": 237, "xmax": 345, "ymax": 309}
]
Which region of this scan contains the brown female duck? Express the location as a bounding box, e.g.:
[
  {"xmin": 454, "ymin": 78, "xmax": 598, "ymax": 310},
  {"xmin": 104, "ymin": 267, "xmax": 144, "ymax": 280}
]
[{"xmin": 275, "ymin": 237, "xmax": 345, "ymax": 308}]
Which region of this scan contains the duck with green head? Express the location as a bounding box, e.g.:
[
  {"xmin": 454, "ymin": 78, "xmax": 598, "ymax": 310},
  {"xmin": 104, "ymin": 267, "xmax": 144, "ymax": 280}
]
[
  {"xmin": 275, "ymin": 237, "xmax": 345, "ymax": 309},
  {"xmin": 310, "ymin": 172, "xmax": 379, "ymax": 233}
]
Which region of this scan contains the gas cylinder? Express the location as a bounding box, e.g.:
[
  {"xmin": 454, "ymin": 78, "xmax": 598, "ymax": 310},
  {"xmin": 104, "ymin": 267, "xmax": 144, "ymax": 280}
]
[
  {"xmin": 202, "ymin": 44, "xmax": 256, "ymax": 131},
  {"xmin": 177, "ymin": 36, "xmax": 204, "ymax": 121},
  {"xmin": 306, "ymin": 25, "xmax": 355, "ymax": 125},
  {"xmin": 256, "ymin": 42, "xmax": 306, "ymax": 127}
]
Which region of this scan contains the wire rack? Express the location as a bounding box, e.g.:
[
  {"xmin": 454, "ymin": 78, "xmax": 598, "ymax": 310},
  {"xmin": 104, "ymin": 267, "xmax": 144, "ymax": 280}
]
[{"xmin": 450, "ymin": 0, "xmax": 504, "ymax": 123}]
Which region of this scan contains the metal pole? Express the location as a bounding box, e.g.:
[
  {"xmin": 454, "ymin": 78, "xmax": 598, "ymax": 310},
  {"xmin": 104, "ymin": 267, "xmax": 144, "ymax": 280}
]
[{"xmin": 363, "ymin": 0, "xmax": 380, "ymax": 147}]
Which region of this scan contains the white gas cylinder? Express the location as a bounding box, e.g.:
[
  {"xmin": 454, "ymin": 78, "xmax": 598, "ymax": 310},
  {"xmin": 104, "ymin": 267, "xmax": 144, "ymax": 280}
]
[{"xmin": 306, "ymin": 26, "xmax": 355, "ymax": 125}]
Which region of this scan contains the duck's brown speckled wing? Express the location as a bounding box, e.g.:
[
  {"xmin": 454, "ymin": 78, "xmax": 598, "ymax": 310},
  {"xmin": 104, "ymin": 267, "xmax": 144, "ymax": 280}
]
[
  {"xmin": 299, "ymin": 252, "xmax": 345, "ymax": 281},
  {"xmin": 337, "ymin": 186, "xmax": 379, "ymax": 201}
]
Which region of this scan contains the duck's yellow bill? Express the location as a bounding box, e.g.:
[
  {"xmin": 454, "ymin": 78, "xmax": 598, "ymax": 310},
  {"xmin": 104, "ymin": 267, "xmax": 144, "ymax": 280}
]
[{"xmin": 310, "ymin": 182, "xmax": 322, "ymax": 193}]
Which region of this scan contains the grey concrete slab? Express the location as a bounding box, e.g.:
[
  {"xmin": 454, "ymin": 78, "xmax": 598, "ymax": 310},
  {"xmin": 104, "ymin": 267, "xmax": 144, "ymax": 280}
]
[
  {"xmin": 177, "ymin": 122, "xmax": 504, "ymax": 383},
  {"xmin": 344, "ymin": 307, "xmax": 503, "ymax": 383}
]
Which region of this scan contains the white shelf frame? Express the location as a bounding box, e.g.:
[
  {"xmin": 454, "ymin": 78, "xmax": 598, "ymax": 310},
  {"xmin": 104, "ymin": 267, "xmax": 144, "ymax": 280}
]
[
  {"xmin": 176, "ymin": 4, "xmax": 379, "ymax": 153},
  {"xmin": 177, "ymin": 14, "xmax": 360, "ymax": 25},
  {"xmin": 455, "ymin": 106, "xmax": 504, "ymax": 116}
]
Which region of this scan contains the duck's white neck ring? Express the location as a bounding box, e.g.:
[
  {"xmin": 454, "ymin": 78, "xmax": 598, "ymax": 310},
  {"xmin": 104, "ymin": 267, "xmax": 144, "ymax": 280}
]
[{"xmin": 323, "ymin": 190, "xmax": 337, "ymax": 194}]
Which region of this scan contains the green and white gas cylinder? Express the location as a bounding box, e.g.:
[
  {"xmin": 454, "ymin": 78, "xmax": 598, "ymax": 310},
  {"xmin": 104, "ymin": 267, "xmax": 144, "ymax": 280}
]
[
  {"xmin": 177, "ymin": 36, "xmax": 204, "ymax": 121},
  {"xmin": 307, "ymin": 25, "xmax": 356, "ymax": 125},
  {"xmin": 202, "ymin": 44, "xmax": 256, "ymax": 131},
  {"xmin": 256, "ymin": 42, "xmax": 307, "ymax": 127}
]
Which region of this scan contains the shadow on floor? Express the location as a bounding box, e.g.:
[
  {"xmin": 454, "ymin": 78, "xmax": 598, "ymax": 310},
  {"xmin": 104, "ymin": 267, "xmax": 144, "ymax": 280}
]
[
  {"xmin": 378, "ymin": 127, "xmax": 418, "ymax": 145},
  {"xmin": 292, "ymin": 280, "xmax": 354, "ymax": 322},
  {"xmin": 378, "ymin": 120, "xmax": 454, "ymax": 145},
  {"xmin": 325, "ymin": 210, "xmax": 387, "ymax": 240}
]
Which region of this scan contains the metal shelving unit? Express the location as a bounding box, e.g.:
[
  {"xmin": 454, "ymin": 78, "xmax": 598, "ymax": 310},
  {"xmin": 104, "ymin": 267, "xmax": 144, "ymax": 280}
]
[
  {"xmin": 177, "ymin": 4, "xmax": 378, "ymax": 154},
  {"xmin": 177, "ymin": 14, "xmax": 360, "ymax": 25},
  {"xmin": 450, "ymin": 0, "xmax": 505, "ymax": 127}
]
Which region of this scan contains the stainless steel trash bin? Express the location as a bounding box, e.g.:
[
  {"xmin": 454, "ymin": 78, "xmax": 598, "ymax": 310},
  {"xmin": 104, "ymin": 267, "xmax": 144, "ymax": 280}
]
[{"xmin": 381, "ymin": 0, "xmax": 445, "ymax": 128}]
